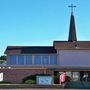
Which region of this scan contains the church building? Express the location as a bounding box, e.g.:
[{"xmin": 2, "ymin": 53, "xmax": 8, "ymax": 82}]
[{"xmin": 1, "ymin": 5, "xmax": 90, "ymax": 83}]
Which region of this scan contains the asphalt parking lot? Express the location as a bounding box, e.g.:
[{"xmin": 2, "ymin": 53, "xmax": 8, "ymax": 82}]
[
  {"xmin": 0, "ymin": 89, "xmax": 89, "ymax": 90},
  {"xmin": 0, "ymin": 88, "xmax": 88, "ymax": 90}
]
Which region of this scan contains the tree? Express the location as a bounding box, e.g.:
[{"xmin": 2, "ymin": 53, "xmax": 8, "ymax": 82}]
[
  {"xmin": 0, "ymin": 55, "xmax": 6, "ymax": 64},
  {"xmin": 0, "ymin": 55, "xmax": 6, "ymax": 60}
]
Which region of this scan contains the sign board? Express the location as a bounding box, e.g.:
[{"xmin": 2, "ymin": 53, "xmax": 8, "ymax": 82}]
[
  {"xmin": 0, "ymin": 72, "xmax": 3, "ymax": 82},
  {"xmin": 37, "ymin": 76, "xmax": 53, "ymax": 85}
]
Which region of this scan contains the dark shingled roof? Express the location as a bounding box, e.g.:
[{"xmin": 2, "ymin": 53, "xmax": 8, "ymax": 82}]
[{"xmin": 5, "ymin": 46, "xmax": 57, "ymax": 54}]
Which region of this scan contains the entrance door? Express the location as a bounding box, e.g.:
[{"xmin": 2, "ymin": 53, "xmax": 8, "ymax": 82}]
[
  {"xmin": 72, "ymin": 72, "xmax": 79, "ymax": 81},
  {"xmin": 80, "ymin": 71, "xmax": 90, "ymax": 82}
]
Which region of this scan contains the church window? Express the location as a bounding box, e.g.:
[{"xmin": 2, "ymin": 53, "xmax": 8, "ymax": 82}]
[
  {"xmin": 18, "ymin": 55, "xmax": 24, "ymax": 65},
  {"xmin": 26, "ymin": 55, "xmax": 32, "ymax": 65},
  {"xmin": 9, "ymin": 55, "xmax": 17, "ymax": 65},
  {"xmin": 34, "ymin": 55, "xmax": 41, "ymax": 65},
  {"xmin": 42, "ymin": 55, "xmax": 49, "ymax": 65},
  {"xmin": 50, "ymin": 55, "xmax": 57, "ymax": 65}
]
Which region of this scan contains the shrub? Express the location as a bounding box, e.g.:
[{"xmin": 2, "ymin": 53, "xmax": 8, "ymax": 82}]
[
  {"xmin": 24, "ymin": 80, "xmax": 36, "ymax": 84},
  {"xmin": 66, "ymin": 76, "xmax": 71, "ymax": 82},
  {"xmin": 0, "ymin": 81, "xmax": 11, "ymax": 84},
  {"xmin": 54, "ymin": 75, "xmax": 59, "ymax": 84},
  {"xmin": 22, "ymin": 74, "xmax": 50, "ymax": 84}
]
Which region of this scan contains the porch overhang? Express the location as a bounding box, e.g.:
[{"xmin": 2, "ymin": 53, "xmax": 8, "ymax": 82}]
[
  {"xmin": 47, "ymin": 66, "xmax": 90, "ymax": 71},
  {"xmin": 0, "ymin": 65, "xmax": 90, "ymax": 71}
]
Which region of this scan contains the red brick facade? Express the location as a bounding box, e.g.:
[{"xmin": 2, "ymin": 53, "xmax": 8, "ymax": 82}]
[{"xmin": 0, "ymin": 69, "xmax": 53, "ymax": 83}]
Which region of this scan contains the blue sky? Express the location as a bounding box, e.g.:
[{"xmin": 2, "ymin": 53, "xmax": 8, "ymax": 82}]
[{"xmin": 0, "ymin": 0, "xmax": 90, "ymax": 55}]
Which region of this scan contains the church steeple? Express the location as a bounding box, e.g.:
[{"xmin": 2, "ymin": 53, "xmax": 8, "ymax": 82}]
[{"xmin": 68, "ymin": 4, "xmax": 77, "ymax": 42}]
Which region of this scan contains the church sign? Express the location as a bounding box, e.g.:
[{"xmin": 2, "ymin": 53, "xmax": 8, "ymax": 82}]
[{"xmin": 37, "ymin": 76, "xmax": 53, "ymax": 85}]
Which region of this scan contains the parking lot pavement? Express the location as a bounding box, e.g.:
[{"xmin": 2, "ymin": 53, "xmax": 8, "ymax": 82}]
[
  {"xmin": 0, "ymin": 89, "xmax": 60, "ymax": 90},
  {"xmin": 0, "ymin": 88, "xmax": 88, "ymax": 90}
]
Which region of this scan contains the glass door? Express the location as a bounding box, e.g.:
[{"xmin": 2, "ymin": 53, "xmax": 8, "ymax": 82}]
[{"xmin": 72, "ymin": 72, "xmax": 79, "ymax": 81}]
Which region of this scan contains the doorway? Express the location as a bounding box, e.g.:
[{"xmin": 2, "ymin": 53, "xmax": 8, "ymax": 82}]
[
  {"xmin": 80, "ymin": 71, "xmax": 90, "ymax": 82},
  {"xmin": 54, "ymin": 71, "xmax": 80, "ymax": 82}
]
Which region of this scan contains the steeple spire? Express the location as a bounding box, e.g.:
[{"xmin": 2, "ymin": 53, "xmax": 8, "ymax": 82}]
[{"xmin": 68, "ymin": 4, "xmax": 77, "ymax": 42}]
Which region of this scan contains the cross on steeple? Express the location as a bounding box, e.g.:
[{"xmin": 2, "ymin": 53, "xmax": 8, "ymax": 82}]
[{"xmin": 68, "ymin": 4, "xmax": 76, "ymax": 15}]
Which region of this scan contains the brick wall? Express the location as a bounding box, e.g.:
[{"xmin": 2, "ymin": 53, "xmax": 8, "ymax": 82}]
[{"xmin": 0, "ymin": 69, "xmax": 53, "ymax": 84}]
